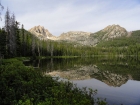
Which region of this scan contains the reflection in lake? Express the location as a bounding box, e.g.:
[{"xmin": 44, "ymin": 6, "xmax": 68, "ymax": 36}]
[
  {"xmin": 24, "ymin": 57, "xmax": 140, "ymax": 105},
  {"xmin": 48, "ymin": 65, "xmax": 132, "ymax": 87}
]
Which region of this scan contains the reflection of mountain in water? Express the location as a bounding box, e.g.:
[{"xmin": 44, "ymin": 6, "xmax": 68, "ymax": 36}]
[
  {"xmin": 48, "ymin": 65, "xmax": 97, "ymax": 80},
  {"xmin": 48, "ymin": 65, "xmax": 133, "ymax": 87},
  {"xmin": 91, "ymin": 70, "xmax": 133, "ymax": 87}
]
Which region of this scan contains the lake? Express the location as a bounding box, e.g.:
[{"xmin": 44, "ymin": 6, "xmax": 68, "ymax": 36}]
[{"xmin": 24, "ymin": 57, "xmax": 140, "ymax": 105}]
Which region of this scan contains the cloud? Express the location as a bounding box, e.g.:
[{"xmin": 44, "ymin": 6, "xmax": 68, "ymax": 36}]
[{"xmin": 0, "ymin": 0, "xmax": 140, "ymax": 36}]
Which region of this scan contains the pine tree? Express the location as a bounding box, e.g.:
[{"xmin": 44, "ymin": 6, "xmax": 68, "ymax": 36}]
[
  {"xmin": 10, "ymin": 13, "xmax": 16, "ymax": 57},
  {"xmin": 5, "ymin": 8, "xmax": 10, "ymax": 58},
  {"xmin": 32, "ymin": 35, "xmax": 36, "ymax": 59},
  {"xmin": 25, "ymin": 33, "xmax": 30, "ymax": 56},
  {"xmin": 37, "ymin": 41, "xmax": 40, "ymax": 57},
  {"xmin": 21, "ymin": 24, "xmax": 25, "ymax": 56},
  {"xmin": 15, "ymin": 21, "xmax": 21, "ymax": 56}
]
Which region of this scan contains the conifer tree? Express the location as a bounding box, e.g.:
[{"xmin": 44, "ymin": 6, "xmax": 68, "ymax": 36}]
[
  {"xmin": 15, "ymin": 21, "xmax": 21, "ymax": 56},
  {"xmin": 5, "ymin": 8, "xmax": 10, "ymax": 57},
  {"xmin": 21, "ymin": 24, "xmax": 25, "ymax": 56},
  {"xmin": 10, "ymin": 13, "xmax": 16, "ymax": 57},
  {"xmin": 32, "ymin": 35, "xmax": 36, "ymax": 59},
  {"xmin": 25, "ymin": 33, "xmax": 30, "ymax": 56}
]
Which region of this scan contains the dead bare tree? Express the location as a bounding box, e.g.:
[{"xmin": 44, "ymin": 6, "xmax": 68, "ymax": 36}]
[{"xmin": 0, "ymin": 0, "xmax": 4, "ymax": 20}]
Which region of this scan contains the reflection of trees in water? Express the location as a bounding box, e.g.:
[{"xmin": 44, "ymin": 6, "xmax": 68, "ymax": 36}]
[{"xmin": 25, "ymin": 57, "xmax": 140, "ymax": 81}]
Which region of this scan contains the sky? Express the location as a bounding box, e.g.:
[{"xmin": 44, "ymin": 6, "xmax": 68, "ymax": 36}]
[{"xmin": 0, "ymin": 0, "xmax": 140, "ymax": 36}]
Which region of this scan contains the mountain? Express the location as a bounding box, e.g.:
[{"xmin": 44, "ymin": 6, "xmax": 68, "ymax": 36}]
[
  {"xmin": 29, "ymin": 24, "xmax": 129, "ymax": 46},
  {"xmin": 29, "ymin": 25, "xmax": 57, "ymax": 40},
  {"xmin": 91, "ymin": 24, "xmax": 128, "ymax": 41},
  {"xmin": 57, "ymin": 24, "xmax": 128, "ymax": 46}
]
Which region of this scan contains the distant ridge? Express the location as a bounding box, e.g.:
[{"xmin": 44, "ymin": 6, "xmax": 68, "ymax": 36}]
[{"xmin": 29, "ymin": 24, "xmax": 129, "ymax": 46}]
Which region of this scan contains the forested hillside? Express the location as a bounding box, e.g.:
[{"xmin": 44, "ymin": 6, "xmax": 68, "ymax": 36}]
[{"xmin": 97, "ymin": 30, "xmax": 140, "ymax": 47}]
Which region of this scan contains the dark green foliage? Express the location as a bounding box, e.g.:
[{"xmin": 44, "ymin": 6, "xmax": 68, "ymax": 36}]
[{"xmin": 0, "ymin": 28, "xmax": 7, "ymax": 58}]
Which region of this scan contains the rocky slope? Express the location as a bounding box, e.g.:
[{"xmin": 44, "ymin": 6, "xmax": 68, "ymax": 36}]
[
  {"xmin": 101, "ymin": 24, "xmax": 127, "ymax": 39},
  {"xmin": 57, "ymin": 31, "xmax": 91, "ymax": 45},
  {"xmin": 90, "ymin": 24, "xmax": 128, "ymax": 43},
  {"xmin": 29, "ymin": 25, "xmax": 57, "ymax": 40}
]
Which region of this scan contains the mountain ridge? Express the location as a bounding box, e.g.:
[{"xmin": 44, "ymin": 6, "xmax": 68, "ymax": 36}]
[{"xmin": 28, "ymin": 24, "xmax": 131, "ymax": 46}]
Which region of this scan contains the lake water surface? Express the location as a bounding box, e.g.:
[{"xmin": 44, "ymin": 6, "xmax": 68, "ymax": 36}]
[{"xmin": 24, "ymin": 57, "xmax": 140, "ymax": 105}]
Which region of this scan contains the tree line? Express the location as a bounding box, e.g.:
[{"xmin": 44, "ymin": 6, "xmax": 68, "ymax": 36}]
[{"xmin": 1, "ymin": 8, "xmax": 140, "ymax": 59}]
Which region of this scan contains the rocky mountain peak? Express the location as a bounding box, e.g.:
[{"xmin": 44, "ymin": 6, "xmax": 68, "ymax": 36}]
[
  {"xmin": 33, "ymin": 25, "xmax": 46, "ymax": 34},
  {"xmin": 29, "ymin": 25, "xmax": 56, "ymax": 40},
  {"xmin": 101, "ymin": 24, "xmax": 128, "ymax": 40}
]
